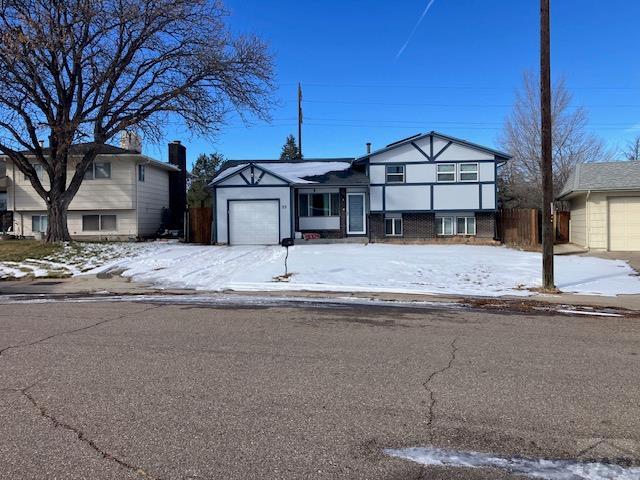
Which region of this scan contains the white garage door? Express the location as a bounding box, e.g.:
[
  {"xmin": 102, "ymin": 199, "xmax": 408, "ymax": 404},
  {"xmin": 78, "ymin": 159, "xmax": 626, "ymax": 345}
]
[
  {"xmin": 609, "ymin": 197, "xmax": 640, "ymax": 251},
  {"xmin": 229, "ymin": 200, "xmax": 280, "ymax": 245}
]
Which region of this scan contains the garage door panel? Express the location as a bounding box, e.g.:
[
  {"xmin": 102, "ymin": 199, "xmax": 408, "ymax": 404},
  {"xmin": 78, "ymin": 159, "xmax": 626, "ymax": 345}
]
[
  {"xmin": 609, "ymin": 197, "xmax": 640, "ymax": 251},
  {"xmin": 229, "ymin": 200, "xmax": 280, "ymax": 245}
]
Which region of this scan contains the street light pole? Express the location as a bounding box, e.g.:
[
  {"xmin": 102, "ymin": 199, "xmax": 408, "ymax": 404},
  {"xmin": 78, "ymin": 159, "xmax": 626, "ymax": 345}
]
[{"xmin": 540, "ymin": 0, "xmax": 555, "ymax": 290}]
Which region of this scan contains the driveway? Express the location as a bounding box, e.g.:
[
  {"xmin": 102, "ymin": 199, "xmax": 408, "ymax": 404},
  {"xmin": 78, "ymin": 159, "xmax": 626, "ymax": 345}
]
[
  {"xmin": 583, "ymin": 250, "xmax": 640, "ymax": 274},
  {"xmin": 1, "ymin": 297, "xmax": 639, "ymax": 479}
]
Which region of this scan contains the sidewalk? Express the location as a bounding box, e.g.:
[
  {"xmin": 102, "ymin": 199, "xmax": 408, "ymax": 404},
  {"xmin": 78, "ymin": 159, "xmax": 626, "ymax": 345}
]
[{"xmin": 2, "ymin": 273, "xmax": 639, "ymax": 312}]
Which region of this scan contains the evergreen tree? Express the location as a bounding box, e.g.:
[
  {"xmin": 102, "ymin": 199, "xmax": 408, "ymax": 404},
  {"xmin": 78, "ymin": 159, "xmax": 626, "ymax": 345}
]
[
  {"xmin": 280, "ymin": 134, "xmax": 301, "ymax": 160},
  {"xmin": 187, "ymin": 153, "xmax": 225, "ymax": 207}
]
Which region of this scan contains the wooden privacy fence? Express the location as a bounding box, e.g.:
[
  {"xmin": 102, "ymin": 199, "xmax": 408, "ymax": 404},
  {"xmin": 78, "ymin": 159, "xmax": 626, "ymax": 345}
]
[
  {"xmin": 187, "ymin": 207, "xmax": 212, "ymax": 244},
  {"xmin": 554, "ymin": 211, "xmax": 570, "ymax": 244},
  {"xmin": 497, "ymin": 208, "xmax": 540, "ymax": 246}
]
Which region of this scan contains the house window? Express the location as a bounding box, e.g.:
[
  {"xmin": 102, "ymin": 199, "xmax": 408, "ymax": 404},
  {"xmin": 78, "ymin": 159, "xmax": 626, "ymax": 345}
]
[
  {"xmin": 299, "ymin": 193, "xmax": 340, "ymax": 217},
  {"xmin": 82, "ymin": 214, "xmax": 117, "ymax": 231},
  {"xmin": 459, "ymin": 163, "xmax": 478, "ymax": 182},
  {"xmin": 24, "ymin": 164, "xmax": 45, "ymax": 182},
  {"xmin": 0, "ymin": 192, "xmax": 6, "ymax": 211},
  {"xmin": 456, "ymin": 217, "xmax": 476, "ymax": 235},
  {"xmin": 385, "ymin": 165, "xmax": 405, "ymax": 183},
  {"xmin": 32, "ymin": 215, "xmax": 48, "ymax": 233},
  {"xmin": 436, "ymin": 216, "xmax": 454, "ymax": 235},
  {"xmin": 84, "ymin": 162, "xmax": 111, "ymax": 180},
  {"xmin": 138, "ymin": 164, "xmax": 145, "ymax": 182},
  {"xmin": 384, "ymin": 216, "xmax": 403, "ymax": 236},
  {"xmin": 436, "ymin": 164, "xmax": 456, "ymax": 182}
]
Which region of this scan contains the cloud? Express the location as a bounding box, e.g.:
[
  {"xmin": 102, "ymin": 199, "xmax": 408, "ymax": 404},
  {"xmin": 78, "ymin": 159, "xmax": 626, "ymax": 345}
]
[{"xmin": 396, "ymin": 0, "xmax": 438, "ymax": 59}]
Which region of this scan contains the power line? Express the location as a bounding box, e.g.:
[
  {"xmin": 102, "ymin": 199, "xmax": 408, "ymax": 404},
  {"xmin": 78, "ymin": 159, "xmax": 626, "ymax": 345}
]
[
  {"xmin": 304, "ymin": 99, "xmax": 640, "ymax": 108},
  {"xmin": 282, "ymin": 82, "xmax": 640, "ymax": 91}
]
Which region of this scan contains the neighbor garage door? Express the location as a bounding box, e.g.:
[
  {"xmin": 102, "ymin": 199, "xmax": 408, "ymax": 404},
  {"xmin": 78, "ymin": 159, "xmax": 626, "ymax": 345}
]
[
  {"xmin": 228, "ymin": 200, "xmax": 280, "ymax": 245},
  {"xmin": 609, "ymin": 197, "xmax": 640, "ymax": 251}
]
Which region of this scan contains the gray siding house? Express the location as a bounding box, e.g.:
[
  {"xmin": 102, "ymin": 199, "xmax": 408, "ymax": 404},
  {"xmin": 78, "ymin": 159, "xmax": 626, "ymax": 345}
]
[{"xmin": 210, "ymin": 132, "xmax": 510, "ymax": 245}]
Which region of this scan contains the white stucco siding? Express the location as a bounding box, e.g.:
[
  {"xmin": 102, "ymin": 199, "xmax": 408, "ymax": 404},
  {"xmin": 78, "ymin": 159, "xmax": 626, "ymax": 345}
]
[
  {"xmin": 371, "ymin": 143, "xmax": 426, "ymax": 164},
  {"xmin": 217, "ymin": 172, "xmax": 250, "ymax": 186},
  {"xmin": 406, "ymin": 163, "xmax": 436, "ymax": 183},
  {"xmin": 215, "ymin": 186, "xmax": 291, "ymax": 244},
  {"xmin": 136, "ymin": 164, "xmax": 170, "ymax": 237},
  {"xmin": 479, "ymin": 163, "xmax": 495, "ymax": 182},
  {"xmin": 433, "ymin": 184, "xmax": 479, "ymax": 210},
  {"xmin": 370, "ymin": 186, "xmax": 383, "ymax": 211},
  {"xmin": 385, "ymin": 185, "xmax": 430, "ymax": 210},
  {"xmin": 481, "ymin": 184, "xmax": 496, "ymax": 210},
  {"xmin": 369, "ymin": 165, "xmax": 386, "ymax": 184},
  {"xmin": 436, "ymin": 143, "xmax": 494, "ymax": 161}
]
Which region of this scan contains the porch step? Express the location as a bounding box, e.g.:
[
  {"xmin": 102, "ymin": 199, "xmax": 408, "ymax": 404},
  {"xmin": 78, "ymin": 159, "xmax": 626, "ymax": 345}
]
[{"xmin": 297, "ymin": 237, "xmax": 368, "ymax": 245}]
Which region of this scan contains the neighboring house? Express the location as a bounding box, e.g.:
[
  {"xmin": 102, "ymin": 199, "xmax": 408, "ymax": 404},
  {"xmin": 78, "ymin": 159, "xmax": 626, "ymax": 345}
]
[
  {"xmin": 3, "ymin": 139, "xmax": 187, "ymax": 240},
  {"xmin": 558, "ymin": 161, "xmax": 640, "ymax": 251},
  {"xmin": 209, "ymin": 131, "xmax": 510, "ymax": 245}
]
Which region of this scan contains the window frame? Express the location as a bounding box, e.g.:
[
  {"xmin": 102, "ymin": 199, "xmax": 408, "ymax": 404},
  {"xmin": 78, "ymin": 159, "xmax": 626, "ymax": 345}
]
[
  {"xmin": 82, "ymin": 214, "xmax": 117, "ymax": 232},
  {"xmin": 385, "ymin": 164, "xmax": 405, "ymax": 183},
  {"xmin": 31, "ymin": 215, "xmax": 48, "ymax": 233},
  {"xmin": 24, "ymin": 164, "xmax": 45, "ymax": 182},
  {"xmin": 298, "ymin": 192, "xmax": 340, "ymax": 217},
  {"xmin": 458, "ymin": 163, "xmax": 479, "ymax": 182},
  {"xmin": 436, "ymin": 163, "xmax": 456, "ymax": 183},
  {"xmin": 384, "ymin": 216, "xmax": 403, "ymax": 236},
  {"xmin": 456, "ymin": 216, "xmax": 476, "ymax": 236},
  {"xmin": 138, "ymin": 164, "xmax": 145, "ymax": 182},
  {"xmin": 84, "ymin": 161, "xmax": 112, "ymax": 180},
  {"xmin": 436, "ymin": 216, "xmax": 454, "ymax": 236}
]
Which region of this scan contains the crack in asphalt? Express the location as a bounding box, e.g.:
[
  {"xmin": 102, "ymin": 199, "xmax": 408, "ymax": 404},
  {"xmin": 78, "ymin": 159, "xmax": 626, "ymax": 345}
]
[
  {"xmin": 20, "ymin": 381, "xmax": 160, "ymax": 480},
  {"xmin": 0, "ymin": 305, "xmax": 162, "ymax": 358},
  {"xmin": 423, "ymin": 337, "xmax": 459, "ymax": 429}
]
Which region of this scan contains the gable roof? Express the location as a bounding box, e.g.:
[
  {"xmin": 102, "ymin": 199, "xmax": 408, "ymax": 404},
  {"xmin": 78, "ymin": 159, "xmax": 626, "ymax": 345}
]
[
  {"xmin": 354, "ymin": 131, "xmax": 511, "ymax": 162},
  {"xmin": 211, "ymin": 159, "xmax": 355, "ymax": 185},
  {"xmin": 558, "ymin": 161, "xmax": 640, "ymax": 198}
]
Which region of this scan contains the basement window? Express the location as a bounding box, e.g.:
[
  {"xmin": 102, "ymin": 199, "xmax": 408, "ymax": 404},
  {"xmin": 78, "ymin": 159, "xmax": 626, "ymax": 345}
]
[
  {"xmin": 82, "ymin": 214, "xmax": 117, "ymax": 231},
  {"xmin": 31, "ymin": 215, "xmax": 48, "ymax": 233},
  {"xmin": 384, "ymin": 215, "xmax": 403, "ymax": 236}
]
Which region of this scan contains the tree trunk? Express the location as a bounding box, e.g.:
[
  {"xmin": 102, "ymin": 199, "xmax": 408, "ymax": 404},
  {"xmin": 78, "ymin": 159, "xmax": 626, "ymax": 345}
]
[{"xmin": 45, "ymin": 196, "xmax": 72, "ymax": 243}]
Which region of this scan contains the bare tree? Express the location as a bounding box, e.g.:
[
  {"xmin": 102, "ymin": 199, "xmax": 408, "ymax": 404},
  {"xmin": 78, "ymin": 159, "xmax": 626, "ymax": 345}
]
[
  {"xmin": 624, "ymin": 135, "xmax": 640, "ymax": 161},
  {"xmin": 499, "ymin": 71, "xmax": 611, "ymax": 208},
  {"xmin": 0, "ymin": 0, "xmax": 274, "ymax": 242}
]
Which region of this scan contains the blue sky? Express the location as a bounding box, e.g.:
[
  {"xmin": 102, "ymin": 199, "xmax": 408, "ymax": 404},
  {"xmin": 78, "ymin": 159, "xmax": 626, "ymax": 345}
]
[{"xmin": 145, "ymin": 0, "xmax": 640, "ymax": 167}]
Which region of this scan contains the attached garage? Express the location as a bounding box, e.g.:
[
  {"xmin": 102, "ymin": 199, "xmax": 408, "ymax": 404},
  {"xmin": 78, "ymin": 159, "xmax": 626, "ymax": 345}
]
[
  {"xmin": 558, "ymin": 161, "xmax": 640, "ymax": 251},
  {"xmin": 609, "ymin": 197, "xmax": 640, "ymax": 251},
  {"xmin": 228, "ymin": 200, "xmax": 280, "ymax": 245}
]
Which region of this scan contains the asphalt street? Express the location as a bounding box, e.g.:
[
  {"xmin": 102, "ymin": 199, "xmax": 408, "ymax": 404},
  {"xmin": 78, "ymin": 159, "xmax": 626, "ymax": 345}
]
[{"xmin": 1, "ymin": 298, "xmax": 639, "ymax": 479}]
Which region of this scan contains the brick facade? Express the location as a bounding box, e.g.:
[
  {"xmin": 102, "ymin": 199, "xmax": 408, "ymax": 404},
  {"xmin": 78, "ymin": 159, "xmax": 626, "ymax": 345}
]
[
  {"xmin": 475, "ymin": 212, "xmax": 496, "ymax": 239},
  {"xmin": 403, "ymin": 213, "xmax": 436, "ymax": 239}
]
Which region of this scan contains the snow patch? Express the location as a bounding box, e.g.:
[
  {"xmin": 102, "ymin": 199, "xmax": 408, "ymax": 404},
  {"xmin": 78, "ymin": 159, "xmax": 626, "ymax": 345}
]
[
  {"xmin": 211, "ymin": 161, "xmax": 352, "ymax": 184},
  {"xmin": 385, "ymin": 447, "xmax": 640, "ymax": 480}
]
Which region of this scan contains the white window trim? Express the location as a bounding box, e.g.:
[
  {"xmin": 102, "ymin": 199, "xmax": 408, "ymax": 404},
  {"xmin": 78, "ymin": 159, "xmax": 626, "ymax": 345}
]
[
  {"xmin": 437, "ymin": 215, "xmax": 477, "ymax": 236},
  {"xmin": 32, "ymin": 214, "xmax": 48, "ymax": 233},
  {"xmin": 458, "ymin": 163, "xmax": 479, "ymax": 182},
  {"xmin": 436, "ymin": 163, "xmax": 456, "ymax": 183},
  {"xmin": 436, "ymin": 216, "xmax": 454, "ymax": 236},
  {"xmin": 456, "ymin": 216, "xmax": 476, "ymax": 235},
  {"xmin": 138, "ymin": 164, "xmax": 145, "ymax": 182},
  {"xmin": 385, "ymin": 165, "xmax": 405, "ymax": 183},
  {"xmin": 384, "ymin": 216, "xmax": 403, "ymax": 236}
]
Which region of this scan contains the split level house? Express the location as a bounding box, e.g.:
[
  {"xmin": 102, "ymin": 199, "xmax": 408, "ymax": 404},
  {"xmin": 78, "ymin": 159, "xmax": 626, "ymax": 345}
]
[
  {"xmin": 2, "ymin": 137, "xmax": 187, "ymax": 240},
  {"xmin": 210, "ymin": 131, "xmax": 510, "ymax": 245}
]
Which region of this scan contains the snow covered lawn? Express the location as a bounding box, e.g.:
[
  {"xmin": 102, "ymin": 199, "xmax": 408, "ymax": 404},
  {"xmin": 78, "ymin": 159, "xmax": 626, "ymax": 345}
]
[{"xmin": 79, "ymin": 243, "xmax": 640, "ymax": 297}]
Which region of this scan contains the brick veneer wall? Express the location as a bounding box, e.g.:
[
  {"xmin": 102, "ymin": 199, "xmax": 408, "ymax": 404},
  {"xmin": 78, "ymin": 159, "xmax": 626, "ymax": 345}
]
[
  {"xmin": 476, "ymin": 212, "xmax": 496, "ymax": 239},
  {"xmin": 370, "ymin": 212, "xmax": 436, "ymax": 241}
]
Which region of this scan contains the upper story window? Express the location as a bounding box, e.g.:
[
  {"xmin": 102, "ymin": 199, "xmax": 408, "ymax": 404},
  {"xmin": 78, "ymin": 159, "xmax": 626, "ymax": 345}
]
[
  {"xmin": 299, "ymin": 192, "xmax": 340, "ymax": 217},
  {"xmin": 385, "ymin": 165, "xmax": 405, "ymax": 183},
  {"xmin": 0, "ymin": 192, "xmax": 7, "ymax": 211},
  {"xmin": 138, "ymin": 164, "xmax": 145, "ymax": 182},
  {"xmin": 436, "ymin": 163, "xmax": 455, "ymax": 182},
  {"xmin": 459, "ymin": 163, "xmax": 478, "ymax": 182},
  {"xmin": 24, "ymin": 164, "xmax": 45, "ymax": 182},
  {"xmin": 84, "ymin": 161, "xmax": 111, "ymax": 180}
]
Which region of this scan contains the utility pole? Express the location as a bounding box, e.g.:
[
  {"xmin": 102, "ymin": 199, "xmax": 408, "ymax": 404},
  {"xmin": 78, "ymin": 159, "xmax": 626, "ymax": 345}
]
[
  {"xmin": 540, "ymin": 0, "xmax": 554, "ymax": 290},
  {"xmin": 297, "ymin": 82, "xmax": 303, "ymax": 159}
]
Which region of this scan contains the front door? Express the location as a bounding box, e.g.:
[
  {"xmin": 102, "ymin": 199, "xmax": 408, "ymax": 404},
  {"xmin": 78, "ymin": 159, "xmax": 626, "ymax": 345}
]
[{"xmin": 347, "ymin": 193, "xmax": 366, "ymax": 235}]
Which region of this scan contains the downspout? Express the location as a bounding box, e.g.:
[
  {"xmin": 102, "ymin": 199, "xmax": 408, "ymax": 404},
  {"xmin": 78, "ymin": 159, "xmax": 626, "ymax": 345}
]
[{"xmin": 134, "ymin": 159, "xmax": 139, "ymax": 240}]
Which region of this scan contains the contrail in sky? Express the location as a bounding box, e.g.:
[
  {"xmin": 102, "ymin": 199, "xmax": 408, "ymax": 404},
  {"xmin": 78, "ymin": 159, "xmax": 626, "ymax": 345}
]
[{"xmin": 396, "ymin": 0, "xmax": 437, "ymax": 59}]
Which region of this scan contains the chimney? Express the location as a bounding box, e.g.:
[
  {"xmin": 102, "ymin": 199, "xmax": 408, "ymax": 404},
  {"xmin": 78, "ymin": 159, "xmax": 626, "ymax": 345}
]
[
  {"xmin": 120, "ymin": 131, "xmax": 142, "ymax": 153},
  {"xmin": 366, "ymin": 142, "xmax": 371, "ymax": 154},
  {"xmin": 168, "ymin": 140, "xmax": 187, "ymax": 233}
]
